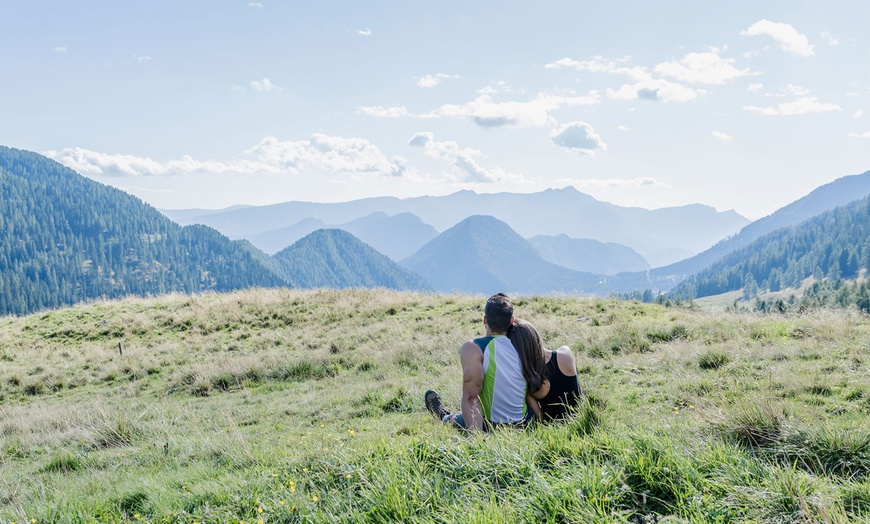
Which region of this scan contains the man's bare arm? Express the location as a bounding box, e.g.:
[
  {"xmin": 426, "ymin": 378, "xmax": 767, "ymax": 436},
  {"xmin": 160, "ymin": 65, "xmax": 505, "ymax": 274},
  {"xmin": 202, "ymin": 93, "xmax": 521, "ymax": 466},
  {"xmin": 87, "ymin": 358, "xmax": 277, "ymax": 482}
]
[{"xmin": 459, "ymin": 340, "xmax": 485, "ymax": 433}]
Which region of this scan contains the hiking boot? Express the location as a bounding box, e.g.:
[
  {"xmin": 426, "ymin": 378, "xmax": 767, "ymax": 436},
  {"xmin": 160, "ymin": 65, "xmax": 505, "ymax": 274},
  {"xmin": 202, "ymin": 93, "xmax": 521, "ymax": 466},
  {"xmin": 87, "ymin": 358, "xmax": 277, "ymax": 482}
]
[{"xmin": 424, "ymin": 390, "xmax": 451, "ymax": 420}]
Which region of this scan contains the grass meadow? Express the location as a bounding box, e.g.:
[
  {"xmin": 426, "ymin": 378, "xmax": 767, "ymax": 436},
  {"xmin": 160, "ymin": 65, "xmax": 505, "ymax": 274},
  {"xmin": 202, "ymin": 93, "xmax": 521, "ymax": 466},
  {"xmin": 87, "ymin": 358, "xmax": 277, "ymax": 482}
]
[{"xmin": 0, "ymin": 289, "xmax": 868, "ymax": 523}]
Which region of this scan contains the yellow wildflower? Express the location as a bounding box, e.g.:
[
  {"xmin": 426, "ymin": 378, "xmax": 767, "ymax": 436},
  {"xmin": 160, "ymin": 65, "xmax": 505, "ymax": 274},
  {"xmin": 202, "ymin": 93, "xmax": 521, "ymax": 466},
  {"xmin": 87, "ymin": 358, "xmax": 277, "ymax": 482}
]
[
  {"xmin": 348, "ymin": 430, "xmax": 355, "ymax": 436},
  {"xmin": 258, "ymin": 507, "xmax": 264, "ymax": 513},
  {"xmin": 312, "ymin": 495, "xmax": 319, "ymax": 502}
]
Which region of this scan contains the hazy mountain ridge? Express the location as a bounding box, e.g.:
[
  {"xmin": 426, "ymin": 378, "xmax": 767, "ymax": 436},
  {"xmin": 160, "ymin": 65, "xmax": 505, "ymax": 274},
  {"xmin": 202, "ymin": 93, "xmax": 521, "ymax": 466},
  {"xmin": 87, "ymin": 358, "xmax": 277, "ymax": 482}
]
[
  {"xmin": 529, "ymin": 234, "xmax": 650, "ymax": 275},
  {"xmin": 402, "ymin": 215, "xmax": 603, "ymax": 295},
  {"xmin": 163, "ymin": 186, "xmax": 750, "ymax": 267}
]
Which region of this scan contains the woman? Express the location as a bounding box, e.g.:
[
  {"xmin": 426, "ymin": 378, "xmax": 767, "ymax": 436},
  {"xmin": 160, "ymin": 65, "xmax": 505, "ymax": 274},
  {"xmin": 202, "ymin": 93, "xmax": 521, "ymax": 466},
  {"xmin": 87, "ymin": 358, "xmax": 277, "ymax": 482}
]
[{"xmin": 508, "ymin": 318, "xmax": 582, "ymax": 421}]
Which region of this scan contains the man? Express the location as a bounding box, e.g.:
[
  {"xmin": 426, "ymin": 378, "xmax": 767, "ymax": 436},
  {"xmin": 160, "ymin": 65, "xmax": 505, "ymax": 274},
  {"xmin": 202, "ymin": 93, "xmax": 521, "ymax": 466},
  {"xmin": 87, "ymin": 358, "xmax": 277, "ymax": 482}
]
[{"xmin": 425, "ymin": 293, "xmax": 528, "ymax": 432}]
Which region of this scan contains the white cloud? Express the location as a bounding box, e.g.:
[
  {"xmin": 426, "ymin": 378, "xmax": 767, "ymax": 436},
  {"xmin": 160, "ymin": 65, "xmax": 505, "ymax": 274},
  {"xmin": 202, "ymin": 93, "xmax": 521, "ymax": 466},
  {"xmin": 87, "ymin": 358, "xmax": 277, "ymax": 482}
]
[
  {"xmin": 854, "ymin": 109, "xmax": 864, "ymax": 119},
  {"xmin": 248, "ymin": 2, "xmax": 263, "ymax": 7},
  {"xmin": 246, "ymin": 134, "xmax": 406, "ymax": 176},
  {"xmin": 747, "ymin": 83, "xmax": 764, "ymax": 92},
  {"xmin": 43, "ymin": 148, "xmax": 275, "ymax": 177},
  {"xmin": 250, "ymin": 78, "xmax": 281, "ymax": 92},
  {"xmin": 230, "ymin": 84, "xmax": 245, "ymax": 92},
  {"xmin": 821, "ymin": 31, "xmax": 839, "ymax": 46},
  {"xmin": 741, "ymin": 20, "xmax": 814, "ymax": 57},
  {"xmin": 356, "ymin": 105, "xmax": 410, "ymax": 118},
  {"xmin": 407, "ymin": 132, "xmax": 516, "ymax": 183},
  {"xmin": 45, "ymin": 134, "xmax": 408, "ymax": 179},
  {"xmin": 617, "ymin": 125, "xmax": 631, "ymax": 132},
  {"xmin": 54, "ymin": 46, "xmax": 67, "ymax": 53},
  {"xmin": 574, "ymin": 177, "xmax": 671, "ymax": 189},
  {"xmin": 849, "ymin": 132, "xmax": 870, "ymax": 139},
  {"xmin": 476, "ymin": 81, "xmax": 516, "ymax": 95},
  {"xmin": 548, "ymin": 55, "xmax": 701, "ymax": 103},
  {"xmin": 654, "ymin": 51, "xmax": 750, "ymax": 84},
  {"xmin": 712, "ymin": 131, "xmax": 733, "ymax": 143},
  {"xmin": 137, "ymin": 55, "xmax": 152, "ymax": 62},
  {"xmin": 356, "ymin": 28, "xmax": 372, "ymax": 36},
  {"xmin": 744, "ymin": 97, "xmax": 841, "ymax": 116},
  {"xmin": 781, "ymin": 84, "xmax": 810, "ymax": 96},
  {"xmin": 416, "ymin": 73, "xmax": 459, "ymax": 88},
  {"xmin": 550, "ymin": 122, "xmax": 607, "ymax": 156},
  {"xmin": 434, "ymin": 92, "xmax": 600, "ymax": 128}
]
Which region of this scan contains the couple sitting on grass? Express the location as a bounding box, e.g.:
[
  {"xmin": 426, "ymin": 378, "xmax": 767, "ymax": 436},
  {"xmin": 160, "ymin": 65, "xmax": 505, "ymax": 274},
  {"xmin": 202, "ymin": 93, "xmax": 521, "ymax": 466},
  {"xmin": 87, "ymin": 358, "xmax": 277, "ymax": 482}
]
[{"xmin": 425, "ymin": 293, "xmax": 582, "ymax": 432}]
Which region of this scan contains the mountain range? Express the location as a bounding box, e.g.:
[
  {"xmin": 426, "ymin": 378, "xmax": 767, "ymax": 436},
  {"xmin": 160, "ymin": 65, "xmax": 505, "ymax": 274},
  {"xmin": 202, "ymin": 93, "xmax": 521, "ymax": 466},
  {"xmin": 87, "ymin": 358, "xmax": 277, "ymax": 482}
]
[
  {"xmin": 163, "ymin": 187, "xmax": 750, "ymax": 267},
  {"xmin": 4, "ymin": 145, "xmax": 870, "ymax": 316}
]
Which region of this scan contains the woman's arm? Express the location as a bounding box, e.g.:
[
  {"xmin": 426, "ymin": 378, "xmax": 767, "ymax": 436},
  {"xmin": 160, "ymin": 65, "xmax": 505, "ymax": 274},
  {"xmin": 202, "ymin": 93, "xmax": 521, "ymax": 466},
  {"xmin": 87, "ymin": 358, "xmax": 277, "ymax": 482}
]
[{"xmin": 526, "ymin": 392, "xmax": 543, "ymax": 421}]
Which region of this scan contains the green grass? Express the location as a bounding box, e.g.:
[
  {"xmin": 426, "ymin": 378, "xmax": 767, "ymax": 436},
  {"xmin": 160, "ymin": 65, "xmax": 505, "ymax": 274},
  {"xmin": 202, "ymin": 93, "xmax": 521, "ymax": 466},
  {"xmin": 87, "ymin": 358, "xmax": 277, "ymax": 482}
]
[{"xmin": 0, "ymin": 289, "xmax": 868, "ymax": 522}]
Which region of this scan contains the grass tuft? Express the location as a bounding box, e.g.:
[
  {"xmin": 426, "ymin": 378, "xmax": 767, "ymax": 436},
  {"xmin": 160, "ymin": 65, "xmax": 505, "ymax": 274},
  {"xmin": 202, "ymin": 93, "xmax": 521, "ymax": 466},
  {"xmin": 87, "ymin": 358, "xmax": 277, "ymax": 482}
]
[{"xmin": 698, "ymin": 349, "xmax": 730, "ymax": 370}]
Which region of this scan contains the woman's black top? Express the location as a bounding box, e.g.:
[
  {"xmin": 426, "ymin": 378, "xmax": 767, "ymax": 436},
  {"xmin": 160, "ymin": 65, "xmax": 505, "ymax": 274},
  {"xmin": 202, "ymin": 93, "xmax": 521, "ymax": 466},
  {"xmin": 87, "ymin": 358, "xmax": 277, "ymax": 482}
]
[{"xmin": 539, "ymin": 350, "xmax": 582, "ymax": 421}]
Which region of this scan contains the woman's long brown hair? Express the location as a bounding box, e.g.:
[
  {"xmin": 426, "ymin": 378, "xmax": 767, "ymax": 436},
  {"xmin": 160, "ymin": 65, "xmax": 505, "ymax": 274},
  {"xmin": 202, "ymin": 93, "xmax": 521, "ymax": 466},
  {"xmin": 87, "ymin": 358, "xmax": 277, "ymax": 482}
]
[{"xmin": 508, "ymin": 318, "xmax": 547, "ymax": 394}]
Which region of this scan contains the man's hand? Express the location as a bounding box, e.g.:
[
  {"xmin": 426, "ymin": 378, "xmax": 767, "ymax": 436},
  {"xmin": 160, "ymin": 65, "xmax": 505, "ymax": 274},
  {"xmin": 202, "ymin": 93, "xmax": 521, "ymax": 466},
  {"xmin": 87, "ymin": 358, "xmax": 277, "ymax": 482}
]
[{"xmin": 459, "ymin": 340, "xmax": 484, "ymax": 433}]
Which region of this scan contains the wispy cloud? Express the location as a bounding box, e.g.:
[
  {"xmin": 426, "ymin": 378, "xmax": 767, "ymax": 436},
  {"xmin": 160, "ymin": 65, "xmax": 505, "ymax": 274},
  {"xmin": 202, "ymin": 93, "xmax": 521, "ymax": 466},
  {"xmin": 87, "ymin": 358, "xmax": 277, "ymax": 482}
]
[
  {"xmin": 547, "ymin": 55, "xmax": 702, "ymax": 103},
  {"xmin": 248, "ymin": 2, "xmax": 263, "ymax": 7},
  {"xmin": 821, "ymin": 31, "xmax": 839, "ymax": 47},
  {"xmin": 435, "ymin": 92, "xmax": 600, "ymax": 128},
  {"xmin": 617, "ymin": 125, "xmax": 631, "ymax": 132},
  {"xmin": 744, "ymin": 97, "xmax": 841, "ymax": 116},
  {"xmin": 712, "ymin": 131, "xmax": 734, "ymax": 143},
  {"xmin": 574, "ymin": 177, "xmax": 671, "ymax": 189},
  {"xmin": 780, "ymin": 84, "xmax": 810, "ymax": 97},
  {"xmin": 45, "ymin": 134, "xmax": 408, "ymax": 179},
  {"xmin": 250, "ymin": 78, "xmax": 281, "ymax": 92},
  {"xmin": 408, "ymin": 132, "xmax": 516, "ymax": 183},
  {"xmin": 747, "ymin": 83, "xmax": 764, "ymax": 92},
  {"xmin": 137, "ymin": 55, "xmax": 153, "ymax": 62},
  {"xmin": 54, "ymin": 46, "xmax": 67, "ymax": 53},
  {"xmin": 416, "ymin": 73, "xmax": 459, "ymax": 88},
  {"xmin": 741, "ymin": 20, "xmax": 814, "ymax": 57},
  {"xmin": 550, "ymin": 122, "xmax": 607, "ymax": 156},
  {"xmin": 43, "ymin": 148, "xmax": 274, "ymax": 177},
  {"xmin": 356, "ymin": 28, "xmax": 372, "ymax": 36},
  {"xmin": 854, "ymin": 109, "xmax": 864, "ymax": 119},
  {"xmin": 356, "ymin": 106, "xmax": 411, "ymax": 118},
  {"xmin": 654, "ymin": 50, "xmax": 751, "ymax": 85},
  {"xmin": 246, "ymin": 134, "xmax": 405, "ymax": 176},
  {"xmin": 849, "ymin": 131, "xmax": 870, "ymax": 139},
  {"xmin": 358, "ymin": 91, "xmax": 601, "ymax": 128}
]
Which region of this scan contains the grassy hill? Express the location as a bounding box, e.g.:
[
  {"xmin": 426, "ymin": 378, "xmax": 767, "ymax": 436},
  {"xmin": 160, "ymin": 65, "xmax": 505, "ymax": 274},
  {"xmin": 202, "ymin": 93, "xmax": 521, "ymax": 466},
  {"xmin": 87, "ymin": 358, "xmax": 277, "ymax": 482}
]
[{"xmin": 1, "ymin": 290, "xmax": 868, "ymax": 522}]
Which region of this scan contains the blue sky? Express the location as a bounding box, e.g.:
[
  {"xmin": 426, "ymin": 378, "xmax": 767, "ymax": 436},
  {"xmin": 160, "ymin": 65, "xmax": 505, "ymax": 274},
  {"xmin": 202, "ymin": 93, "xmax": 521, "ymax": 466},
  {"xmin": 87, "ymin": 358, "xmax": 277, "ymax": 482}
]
[{"xmin": 1, "ymin": 1, "xmax": 868, "ymax": 219}]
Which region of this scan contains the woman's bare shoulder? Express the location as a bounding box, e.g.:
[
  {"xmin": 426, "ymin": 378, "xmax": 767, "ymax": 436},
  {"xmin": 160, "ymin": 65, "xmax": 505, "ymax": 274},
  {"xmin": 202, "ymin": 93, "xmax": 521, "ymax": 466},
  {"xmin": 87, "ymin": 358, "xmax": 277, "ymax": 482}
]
[{"xmin": 554, "ymin": 346, "xmax": 577, "ymax": 376}]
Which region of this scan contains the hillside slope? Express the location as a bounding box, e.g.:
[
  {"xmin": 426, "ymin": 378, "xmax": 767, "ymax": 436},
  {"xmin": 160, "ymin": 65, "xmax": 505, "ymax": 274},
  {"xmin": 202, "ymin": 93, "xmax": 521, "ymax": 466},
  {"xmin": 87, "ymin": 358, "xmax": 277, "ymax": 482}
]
[
  {"xmin": 671, "ymin": 195, "xmax": 870, "ymax": 299},
  {"xmin": 0, "ymin": 146, "xmax": 288, "ymax": 315},
  {"xmin": 273, "ymin": 229, "xmax": 431, "ymax": 290}
]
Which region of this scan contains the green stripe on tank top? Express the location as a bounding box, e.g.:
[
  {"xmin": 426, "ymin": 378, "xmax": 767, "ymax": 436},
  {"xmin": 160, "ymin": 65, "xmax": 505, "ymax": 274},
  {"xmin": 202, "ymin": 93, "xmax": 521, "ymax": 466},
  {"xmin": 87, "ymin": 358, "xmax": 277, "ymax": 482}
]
[{"xmin": 480, "ymin": 339, "xmax": 498, "ymax": 420}]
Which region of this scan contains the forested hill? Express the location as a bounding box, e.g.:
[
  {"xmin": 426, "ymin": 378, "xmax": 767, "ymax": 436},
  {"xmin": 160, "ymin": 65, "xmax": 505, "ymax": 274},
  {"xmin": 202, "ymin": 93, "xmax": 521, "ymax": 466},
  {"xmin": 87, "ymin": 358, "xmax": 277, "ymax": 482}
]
[
  {"xmin": 273, "ymin": 229, "xmax": 431, "ymax": 291},
  {"xmin": 671, "ymin": 195, "xmax": 870, "ymax": 299},
  {"xmin": 0, "ymin": 146, "xmax": 288, "ymax": 315}
]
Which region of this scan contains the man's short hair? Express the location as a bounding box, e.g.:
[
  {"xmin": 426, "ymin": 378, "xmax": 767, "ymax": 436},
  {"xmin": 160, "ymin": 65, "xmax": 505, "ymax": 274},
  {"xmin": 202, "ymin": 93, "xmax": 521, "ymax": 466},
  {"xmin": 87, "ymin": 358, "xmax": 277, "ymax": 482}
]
[{"xmin": 485, "ymin": 293, "xmax": 513, "ymax": 334}]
